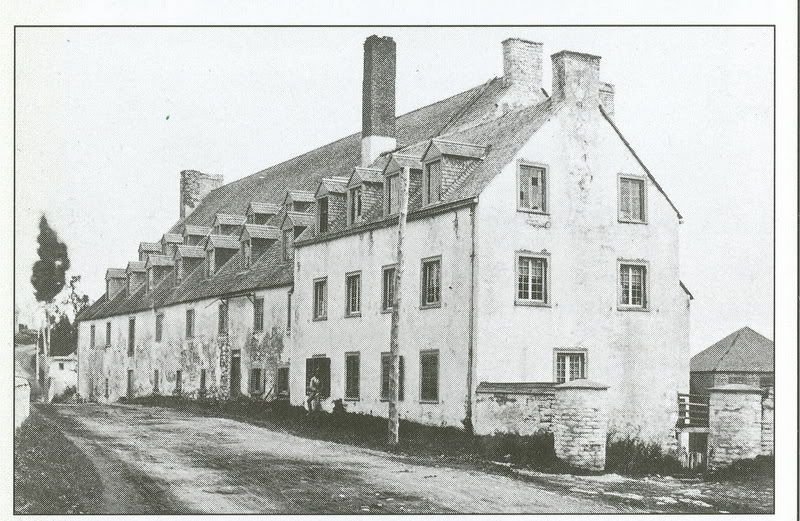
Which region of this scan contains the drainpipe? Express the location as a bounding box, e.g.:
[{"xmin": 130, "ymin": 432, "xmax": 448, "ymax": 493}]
[{"xmin": 464, "ymin": 202, "xmax": 477, "ymax": 432}]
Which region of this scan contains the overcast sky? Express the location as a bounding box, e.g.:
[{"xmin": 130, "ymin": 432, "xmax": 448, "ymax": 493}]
[{"xmin": 14, "ymin": 27, "xmax": 773, "ymax": 353}]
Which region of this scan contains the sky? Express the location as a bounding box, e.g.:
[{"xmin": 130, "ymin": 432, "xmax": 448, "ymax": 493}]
[{"xmin": 14, "ymin": 26, "xmax": 773, "ymax": 353}]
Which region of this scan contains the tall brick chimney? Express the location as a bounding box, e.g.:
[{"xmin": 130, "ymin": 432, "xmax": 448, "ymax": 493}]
[
  {"xmin": 551, "ymin": 50, "xmax": 601, "ymax": 108},
  {"xmin": 361, "ymin": 35, "xmax": 397, "ymax": 167},
  {"xmin": 180, "ymin": 170, "xmax": 224, "ymax": 219}
]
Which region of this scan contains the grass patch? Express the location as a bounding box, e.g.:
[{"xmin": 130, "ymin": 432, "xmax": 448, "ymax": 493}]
[
  {"xmin": 707, "ymin": 455, "xmax": 774, "ymax": 482},
  {"xmin": 14, "ymin": 409, "xmax": 103, "ymax": 514},
  {"xmin": 605, "ymin": 432, "xmax": 683, "ymax": 476}
]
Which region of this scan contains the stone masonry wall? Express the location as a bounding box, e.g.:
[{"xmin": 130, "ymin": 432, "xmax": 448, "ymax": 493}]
[
  {"xmin": 761, "ymin": 385, "xmax": 774, "ymax": 456},
  {"xmin": 708, "ymin": 385, "xmax": 763, "ymax": 469},
  {"xmin": 474, "ymin": 384, "xmax": 555, "ymax": 436},
  {"xmin": 552, "ymin": 381, "xmax": 608, "ymax": 471}
]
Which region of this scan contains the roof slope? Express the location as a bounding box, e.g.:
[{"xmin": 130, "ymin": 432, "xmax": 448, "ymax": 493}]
[{"xmin": 691, "ymin": 327, "xmax": 774, "ymax": 373}]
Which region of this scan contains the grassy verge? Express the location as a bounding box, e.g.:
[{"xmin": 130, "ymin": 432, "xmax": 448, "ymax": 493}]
[
  {"xmin": 14, "ymin": 409, "xmax": 104, "ymax": 514},
  {"xmin": 707, "ymin": 455, "xmax": 774, "ymax": 482},
  {"xmin": 606, "ymin": 433, "xmax": 684, "ymax": 476}
]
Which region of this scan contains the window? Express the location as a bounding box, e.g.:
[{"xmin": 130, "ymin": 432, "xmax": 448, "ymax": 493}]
[
  {"xmin": 349, "ymin": 186, "xmax": 363, "ymax": 224},
  {"xmin": 105, "ymin": 322, "xmax": 111, "ymax": 348},
  {"xmin": 153, "ymin": 369, "xmax": 160, "ymax": 393},
  {"xmin": 728, "ymin": 374, "xmax": 748, "ymax": 385},
  {"xmin": 382, "ymin": 265, "xmax": 397, "ymax": 312},
  {"xmin": 556, "ymin": 352, "xmax": 586, "ymax": 383},
  {"xmin": 105, "ymin": 377, "xmax": 109, "ymax": 398},
  {"xmin": 516, "ymin": 253, "xmax": 549, "ymax": 304},
  {"xmin": 421, "ymin": 257, "xmax": 442, "ymax": 308},
  {"xmin": 345, "ymin": 352, "xmax": 360, "ymax": 400},
  {"xmin": 127, "ymin": 317, "xmax": 135, "ymax": 356},
  {"xmin": 283, "ymin": 229, "xmax": 293, "ymax": 261},
  {"xmin": 186, "ymin": 309, "xmax": 195, "ymax": 338},
  {"xmin": 243, "ymin": 240, "xmax": 252, "ymax": 268},
  {"xmin": 318, "ymin": 197, "xmax": 329, "ymax": 233},
  {"xmin": 313, "ymin": 278, "xmax": 328, "ymax": 320},
  {"xmin": 253, "ymin": 297, "xmax": 264, "ymax": 332},
  {"xmin": 286, "ymin": 290, "xmax": 292, "ymax": 335},
  {"xmin": 424, "ymin": 160, "xmax": 442, "ymax": 205},
  {"xmin": 58, "ymin": 362, "xmax": 64, "ymax": 370},
  {"xmin": 90, "ymin": 325, "xmax": 96, "ymax": 348},
  {"xmin": 276, "ymin": 367, "xmax": 290, "ymax": 397},
  {"xmin": 760, "ymin": 375, "xmax": 774, "ymax": 388},
  {"xmin": 619, "ymin": 175, "xmax": 646, "ymax": 223},
  {"xmin": 218, "ymin": 301, "xmax": 229, "ymax": 335},
  {"xmin": 250, "ymin": 368, "xmax": 263, "ymax": 394},
  {"xmin": 518, "ymin": 163, "xmax": 547, "ymax": 213},
  {"xmin": 305, "ymin": 357, "xmax": 331, "ymax": 398},
  {"xmin": 381, "ymin": 353, "xmax": 405, "ymax": 401},
  {"xmin": 207, "ymin": 251, "xmax": 215, "ymax": 277},
  {"xmin": 155, "ymin": 313, "xmax": 164, "ymax": 342},
  {"xmin": 386, "ymin": 174, "xmax": 400, "ymax": 215},
  {"xmin": 619, "ymin": 263, "xmax": 648, "ymax": 309},
  {"xmin": 345, "ymin": 272, "xmax": 361, "ymax": 317},
  {"xmin": 420, "ymin": 350, "xmax": 439, "ymax": 402},
  {"xmin": 200, "ymin": 369, "xmax": 207, "ymax": 393},
  {"xmin": 175, "ymin": 370, "xmax": 182, "ymax": 394}
]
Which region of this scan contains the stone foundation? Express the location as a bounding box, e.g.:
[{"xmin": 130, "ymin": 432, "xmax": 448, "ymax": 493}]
[
  {"xmin": 552, "ymin": 380, "xmax": 608, "ymax": 471},
  {"xmin": 474, "ymin": 382, "xmax": 555, "ymax": 435},
  {"xmin": 708, "ymin": 384, "xmax": 763, "ymax": 469}
]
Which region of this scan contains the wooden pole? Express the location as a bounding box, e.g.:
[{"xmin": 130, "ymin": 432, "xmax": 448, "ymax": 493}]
[{"xmin": 388, "ymin": 165, "xmax": 410, "ymax": 445}]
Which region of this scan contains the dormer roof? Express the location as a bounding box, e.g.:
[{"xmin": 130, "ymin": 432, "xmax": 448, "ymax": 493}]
[
  {"xmin": 384, "ymin": 153, "xmax": 423, "ymax": 174},
  {"xmin": 246, "ymin": 201, "xmax": 281, "ymax": 216},
  {"xmin": 183, "ymin": 225, "xmax": 211, "ymax": 237},
  {"xmin": 213, "ymin": 213, "xmax": 247, "ymax": 227},
  {"xmin": 348, "ymin": 166, "xmax": 384, "ymax": 187},
  {"xmin": 240, "ymin": 224, "xmax": 281, "ymax": 241},
  {"xmin": 282, "ymin": 211, "xmax": 314, "ymax": 229},
  {"xmin": 126, "ymin": 261, "xmax": 146, "ymax": 273},
  {"xmin": 422, "ymin": 138, "xmax": 488, "ymax": 162},
  {"xmin": 283, "ymin": 190, "xmax": 316, "ymax": 205},
  {"xmin": 174, "ymin": 245, "xmax": 206, "ymax": 259},
  {"xmin": 315, "ymin": 176, "xmax": 350, "ymax": 198},
  {"xmin": 145, "ymin": 254, "xmax": 175, "ymax": 269},
  {"xmin": 138, "ymin": 241, "xmax": 162, "ymax": 254},
  {"xmin": 161, "ymin": 233, "xmax": 183, "ymax": 245},
  {"xmin": 105, "ymin": 268, "xmax": 127, "ymax": 281},
  {"xmin": 205, "ymin": 234, "xmax": 241, "ymax": 251}
]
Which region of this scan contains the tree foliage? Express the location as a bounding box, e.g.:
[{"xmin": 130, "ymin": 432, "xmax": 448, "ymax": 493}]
[{"xmin": 31, "ymin": 215, "xmax": 70, "ymax": 304}]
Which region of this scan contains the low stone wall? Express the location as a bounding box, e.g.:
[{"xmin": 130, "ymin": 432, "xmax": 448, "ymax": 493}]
[
  {"xmin": 761, "ymin": 385, "xmax": 774, "ymax": 456},
  {"xmin": 15, "ymin": 376, "xmax": 31, "ymax": 429},
  {"xmin": 708, "ymin": 384, "xmax": 763, "ymax": 469},
  {"xmin": 552, "ymin": 380, "xmax": 608, "ymax": 471},
  {"xmin": 474, "ymin": 382, "xmax": 555, "ymax": 436}
]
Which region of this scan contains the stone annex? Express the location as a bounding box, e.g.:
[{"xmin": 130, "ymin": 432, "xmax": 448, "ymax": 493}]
[{"xmin": 76, "ymin": 35, "xmax": 694, "ymax": 450}]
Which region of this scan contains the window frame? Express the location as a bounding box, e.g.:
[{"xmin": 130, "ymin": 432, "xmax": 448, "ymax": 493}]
[
  {"xmin": 344, "ymin": 271, "xmax": 362, "ymax": 317},
  {"xmin": 175, "ymin": 369, "xmax": 182, "ymax": 394},
  {"xmin": 218, "ymin": 301, "xmax": 229, "ymax": 336},
  {"xmin": 348, "ymin": 185, "xmax": 363, "ymax": 225},
  {"xmin": 127, "ymin": 316, "xmax": 135, "ymax": 357},
  {"xmin": 317, "ymin": 196, "xmax": 329, "ymax": 233},
  {"xmin": 105, "ymin": 321, "xmax": 111, "ymax": 349},
  {"xmin": 423, "ymin": 159, "xmax": 442, "ymax": 206},
  {"xmin": 381, "ymin": 264, "xmax": 397, "ymax": 313},
  {"xmin": 419, "ymin": 349, "xmax": 440, "ymax": 403},
  {"xmin": 282, "ymin": 229, "xmax": 293, "ymax": 261},
  {"xmin": 617, "ymin": 259, "xmax": 650, "ymax": 311},
  {"xmin": 420, "ymin": 256, "xmax": 442, "ymax": 309},
  {"xmin": 617, "ymin": 173, "xmax": 648, "ymax": 224},
  {"xmin": 243, "ymin": 239, "xmax": 252, "ymax": 268},
  {"xmin": 249, "ymin": 367, "xmax": 263, "ymax": 394},
  {"xmin": 553, "ymin": 348, "xmax": 588, "ymax": 384},
  {"xmin": 185, "ymin": 308, "xmax": 195, "ymax": 338},
  {"xmin": 312, "ymin": 277, "xmax": 328, "ymax": 321},
  {"xmin": 516, "ymin": 160, "xmax": 549, "ymax": 215},
  {"xmin": 153, "ymin": 369, "xmax": 160, "ymax": 393},
  {"xmin": 385, "ymin": 172, "xmax": 400, "ymax": 216},
  {"xmin": 253, "ymin": 296, "xmax": 264, "ymax": 333},
  {"xmin": 155, "ymin": 312, "xmax": 164, "ymax": 342},
  {"xmin": 344, "ymin": 351, "xmax": 361, "ymax": 401},
  {"xmin": 90, "ymin": 324, "xmax": 96, "ymax": 348},
  {"xmin": 380, "ymin": 352, "xmax": 405, "ymax": 401},
  {"xmin": 514, "ymin": 250, "xmax": 551, "ymax": 306},
  {"xmin": 286, "ymin": 289, "xmax": 292, "ymax": 336}
]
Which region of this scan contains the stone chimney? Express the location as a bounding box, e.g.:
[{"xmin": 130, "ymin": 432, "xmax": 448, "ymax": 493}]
[
  {"xmin": 599, "ymin": 82, "xmax": 615, "ymax": 118},
  {"xmin": 180, "ymin": 170, "xmax": 224, "ymax": 219},
  {"xmin": 503, "ymin": 38, "xmax": 544, "ymax": 99},
  {"xmin": 551, "ymin": 50, "xmax": 601, "ymax": 109},
  {"xmin": 361, "ymin": 35, "xmax": 397, "ymax": 167}
]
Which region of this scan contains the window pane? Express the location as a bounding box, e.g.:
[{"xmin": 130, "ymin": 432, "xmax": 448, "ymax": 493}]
[
  {"xmin": 518, "ymin": 258, "xmax": 530, "ymax": 300},
  {"xmin": 556, "ymin": 354, "xmax": 566, "ymax": 383},
  {"xmin": 420, "ymin": 351, "xmax": 439, "ymax": 401},
  {"xmin": 383, "ymin": 267, "xmax": 396, "ymax": 311},
  {"xmin": 254, "ymin": 298, "xmax": 264, "ymax": 332},
  {"xmin": 426, "ymin": 161, "xmax": 441, "ymax": 204},
  {"xmin": 620, "ymin": 178, "xmax": 644, "ymax": 221},
  {"xmin": 422, "ymin": 259, "xmax": 441, "ymax": 306},
  {"xmin": 519, "ymin": 166, "xmax": 545, "ymax": 211},
  {"xmin": 620, "ymin": 267, "xmax": 630, "ymax": 305},
  {"xmin": 345, "ymin": 353, "xmax": 360, "ymax": 399},
  {"xmin": 346, "ymin": 274, "xmax": 361, "ymax": 315},
  {"xmin": 388, "ymin": 175, "xmax": 400, "ymax": 214}
]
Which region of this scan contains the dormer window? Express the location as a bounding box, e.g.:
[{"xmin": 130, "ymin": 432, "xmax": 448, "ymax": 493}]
[
  {"xmin": 348, "ymin": 186, "xmax": 363, "ymax": 224},
  {"xmin": 283, "ymin": 229, "xmax": 293, "ymax": 261},
  {"xmin": 207, "ymin": 251, "xmax": 215, "ymax": 277},
  {"xmin": 385, "ymin": 173, "xmax": 400, "ymax": 215},
  {"xmin": 243, "ymin": 240, "xmax": 252, "ymax": 268},
  {"xmin": 424, "ymin": 160, "xmax": 442, "ymax": 205},
  {"xmin": 318, "ymin": 197, "xmax": 329, "ymax": 233}
]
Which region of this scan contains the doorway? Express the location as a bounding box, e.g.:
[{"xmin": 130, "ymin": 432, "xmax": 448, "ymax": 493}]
[{"xmin": 230, "ymin": 350, "xmax": 241, "ymax": 397}]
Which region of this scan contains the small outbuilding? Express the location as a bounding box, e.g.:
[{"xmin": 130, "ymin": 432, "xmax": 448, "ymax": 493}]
[{"xmin": 690, "ymin": 327, "xmax": 774, "ymax": 395}]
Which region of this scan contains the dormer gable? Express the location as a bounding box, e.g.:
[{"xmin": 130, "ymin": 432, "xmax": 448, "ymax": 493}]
[
  {"xmin": 183, "ymin": 225, "xmax": 211, "ymax": 246},
  {"xmin": 280, "ymin": 211, "xmax": 313, "ymax": 262},
  {"xmin": 144, "ymin": 254, "xmax": 174, "ymax": 292},
  {"xmin": 105, "ymin": 268, "xmax": 127, "ymax": 300},
  {"xmin": 173, "ymin": 244, "xmax": 204, "ymax": 283},
  {"xmin": 212, "ymin": 213, "xmax": 246, "ymax": 235},
  {"xmin": 421, "ymin": 138, "xmax": 487, "ymax": 205},
  {"xmin": 346, "ymin": 167, "xmax": 384, "ymax": 225},
  {"xmin": 161, "ymin": 233, "xmax": 183, "ymax": 257},
  {"xmin": 125, "ymin": 261, "xmax": 147, "ymax": 295},
  {"xmin": 239, "ymin": 224, "xmax": 280, "ymax": 268},
  {"xmin": 314, "ymin": 176, "xmax": 349, "ymax": 235},
  {"xmin": 383, "ymin": 154, "xmax": 423, "ymax": 216},
  {"xmin": 283, "ymin": 190, "xmax": 316, "ymax": 213},
  {"xmin": 204, "ymin": 234, "xmax": 240, "ymax": 276},
  {"xmin": 138, "ymin": 241, "xmax": 162, "ymax": 261},
  {"xmin": 245, "ymin": 201, "xmax": 280, "ymax": 225}
]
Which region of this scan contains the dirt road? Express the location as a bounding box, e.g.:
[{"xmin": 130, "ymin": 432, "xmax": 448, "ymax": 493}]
[{"xmin": 41, "ymin": 403, "xmax": 637, "ymax": 514}]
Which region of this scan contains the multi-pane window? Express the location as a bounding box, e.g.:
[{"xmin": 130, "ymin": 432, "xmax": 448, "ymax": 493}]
[
  {"xmin": 186, "ymin": 309, "xmax": 195, "ymax": 338},
  {"xmin": 382, "ymin": 265, "xmax": 397, "ymax": 312},
  {"xmin": 345, "ymin": 272, "xmax": 361, "ymax": 317},
  {"xmin": 619, "ymin": 263, "xmax": 647, "ymax": 308},
  {"xmin": 424, "ymin": 160, "xmax": 442, "ymax": 205},
  {"xmin": 517, "ymin": 255, "xmax": 548, "ymax": 304},
  {"xmin": 518, "ymin": 164, "xmax": 547, "ymax": 212},
  {"xmin": 155, "ymin": 313, "xmax": 164, "ymax": 342},
  {"xmin": 90, "ymin": 325, "xmax": 96, "ymax": 348},
  {"xmin": 344, "ymin": 352, "xmax": 360, "ymax": 400},
  {"xmin": 250, "ymin": 368, "xmax": 263, "ymax": 394},
  {"xmin": 105, "ymin": 321, "xmax": 111, "ymax": 348},
  {"xmin": 313, "ymin": 278, "xmax": 328, "ymax": 320},
  {"xmin": 283, "ymin": 229, "xmax": 293, "ymax": 261},
  {"xmin": 381, "ymin": 353, "xmax": 405, "ymax": 401},
  {"xmin": 218, "ymin": 301, "xmax": 229, "ymax": 335},
  {"xmin": 127, "ymin": 317, "xmax": 135, "ymax": 357},
  {"xmin": 386, "ymin": 174, "xmax": 400, "ymax": 215},
  {"xmin": 420, "ymin": 350, "xmax": 439, "ymax": 402},
  {"xmin": 421, "ymin": 257, "xmax": 441, "ymax": 307},
  {"xmin": 349, "ymin": 186, "xmax": 363, "ymax": 224},
  {"xmin": 253, "ymin": 297, "xmax": 264, "ymax": 332},
  {"xmin": 318, "ymin": 197, "xmax": 329, "ymax": 233},
  {"xmin": 619, "ymin": 176, "xmax": 646, "ymax": 222},
  {"xmin": 556, "ymin": 352, "xmax": 586, "ymax": 383}
]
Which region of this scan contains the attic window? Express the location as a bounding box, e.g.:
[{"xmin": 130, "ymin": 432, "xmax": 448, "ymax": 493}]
[
  {"xmin": 386, "ymin": 173, "xmax": 400, "ymax": 215},
  {"xmin": 283, "ymin": 229, "xmax": 293, "ymax": 261},
  {"xmin": 318, "ymin": 197, "xmax": 329, "ymax": 233},
  {"xmin": 348, "ymin": 186, "xmax": 363, "ymax": 224},
  {"xmin": 243, "ymin": 240, "xmax": 252, "ymax": 268},
  {"xmin": 518, "ymin": 163, "xmax": 547, "ymax": 213},
  {"xmin": 424, "ymin": 160, "xmax": 442, "ymax": 205}
]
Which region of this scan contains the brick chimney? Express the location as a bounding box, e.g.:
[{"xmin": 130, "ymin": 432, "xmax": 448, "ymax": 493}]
[
  {"xmin": 361, "ymin": 35, "xmax": 397, "ymax": 167},
  {"xmin": 503, "ymin": 38, "xmax": 544, "ymax": 99},
  {"xmin": 551, "ymin": 50, "xmax": 601, "ymax": 109},
  {"xmin": 180, "ymin": 170, "xmax": 224, "ymax": 219}
]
